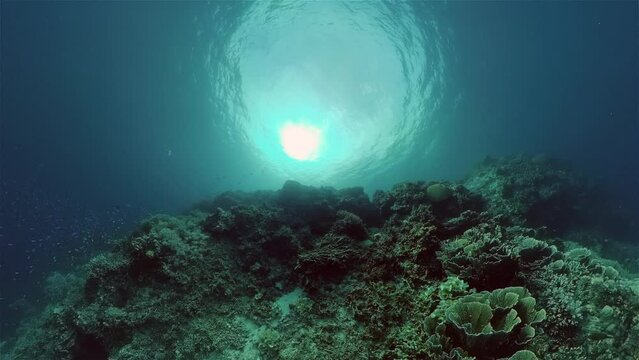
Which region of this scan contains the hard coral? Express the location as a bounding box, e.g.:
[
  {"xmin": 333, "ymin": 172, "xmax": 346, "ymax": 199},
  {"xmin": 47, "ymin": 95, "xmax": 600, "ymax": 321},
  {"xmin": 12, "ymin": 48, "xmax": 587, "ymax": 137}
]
[
  {"xmin": 438, "ymin": 223, "xmax": 518, "ymax": 290},
  {"xmin": 444, "ymin": 287, "xmax": 546, "ymax": 359},
  {"xmin": 4, "ymin": 155, "xmax": 639, "ymax": 360}
]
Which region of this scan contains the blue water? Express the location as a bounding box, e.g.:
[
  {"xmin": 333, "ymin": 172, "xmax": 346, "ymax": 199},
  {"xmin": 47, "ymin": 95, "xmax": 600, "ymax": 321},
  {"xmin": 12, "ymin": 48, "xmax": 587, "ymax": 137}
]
[{"xmin": 1, "ymin": 1, "xmax": 637, "ymax": 340}]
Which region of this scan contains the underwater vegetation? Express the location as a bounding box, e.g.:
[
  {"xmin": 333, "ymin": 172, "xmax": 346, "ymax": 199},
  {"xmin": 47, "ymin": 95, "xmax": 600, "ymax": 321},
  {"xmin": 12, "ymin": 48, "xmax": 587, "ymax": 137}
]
[{"xmin": 1, "ymin": 155, "xmax": 638, "ymax": 360}]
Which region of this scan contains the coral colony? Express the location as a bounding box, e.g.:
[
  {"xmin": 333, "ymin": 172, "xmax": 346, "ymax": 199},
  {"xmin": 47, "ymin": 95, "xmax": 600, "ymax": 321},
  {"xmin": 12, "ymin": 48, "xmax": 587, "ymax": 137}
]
[{"xmin": 3, "ymin": 156, "xmax": 638, "ymax": 359}]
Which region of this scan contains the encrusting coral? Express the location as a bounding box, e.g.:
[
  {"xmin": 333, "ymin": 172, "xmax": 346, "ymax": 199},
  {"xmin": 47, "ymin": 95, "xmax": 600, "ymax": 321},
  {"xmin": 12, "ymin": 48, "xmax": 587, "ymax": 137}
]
[{"xmin": 1, "ymin": 155, "xmax": 637, "ymax": 360}]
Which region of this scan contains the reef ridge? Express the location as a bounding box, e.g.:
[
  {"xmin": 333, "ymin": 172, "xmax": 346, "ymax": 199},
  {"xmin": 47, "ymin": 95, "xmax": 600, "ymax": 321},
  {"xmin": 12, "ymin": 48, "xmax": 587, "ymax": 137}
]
[{"xmin": 2, "ymin": 155, "xmax": 638, "ymax": 360}]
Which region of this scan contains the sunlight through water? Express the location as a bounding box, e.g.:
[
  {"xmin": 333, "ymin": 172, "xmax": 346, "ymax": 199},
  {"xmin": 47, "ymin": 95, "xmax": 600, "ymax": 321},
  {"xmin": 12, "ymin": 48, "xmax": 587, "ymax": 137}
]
[
  {"xmin": 206, "ymin": 1, "xmax": 447, "ymax": 183},
  {"xmin": 279, "ymin": 122, "xmax": 323, "ymax": 161}
]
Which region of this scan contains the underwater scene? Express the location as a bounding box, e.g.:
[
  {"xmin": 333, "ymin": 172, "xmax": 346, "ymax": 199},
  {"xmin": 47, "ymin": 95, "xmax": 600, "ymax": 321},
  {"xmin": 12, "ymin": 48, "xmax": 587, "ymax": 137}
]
[{"xmin": 1, "ymin": 1, "xmax": 638, "ymax": 359}]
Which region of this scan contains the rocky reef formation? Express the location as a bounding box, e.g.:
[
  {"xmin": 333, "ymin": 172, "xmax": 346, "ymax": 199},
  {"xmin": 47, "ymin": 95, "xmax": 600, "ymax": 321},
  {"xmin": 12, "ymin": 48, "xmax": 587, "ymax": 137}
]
[{"xmin": 2, "ymin": 155, "xmax": 638, "ymax": 360}]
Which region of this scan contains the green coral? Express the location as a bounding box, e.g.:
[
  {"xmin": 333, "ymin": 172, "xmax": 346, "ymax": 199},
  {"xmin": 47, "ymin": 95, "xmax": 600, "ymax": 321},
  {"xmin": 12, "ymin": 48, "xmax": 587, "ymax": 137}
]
[
  {"xmin": 438, "ymin": 223, "xmax": 518, "ymax": 290},
  {"xmin": 175, "ymin": 316, "xmax": 249, "ymax": 359},
  {"xmin": 427, "ymin": 183, "xmax": 454, "ymax": 202},
  {"xmin": 439, "ymin": 276, "xmax": 471, "ymax": 300},
  {"xmin": 444, "ymin": 287, "xmax": 545, "ymax": 358},
  {"xmin": 506, "ymin": 350, "xmax": 538, "ymax": 360}
]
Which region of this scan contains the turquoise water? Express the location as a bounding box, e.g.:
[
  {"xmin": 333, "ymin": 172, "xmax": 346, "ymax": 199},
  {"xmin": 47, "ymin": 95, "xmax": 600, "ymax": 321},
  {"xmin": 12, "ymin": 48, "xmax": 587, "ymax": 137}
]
[{"xmin": 207, "ymin": 1, "xmax": 446, "ymax": 183}]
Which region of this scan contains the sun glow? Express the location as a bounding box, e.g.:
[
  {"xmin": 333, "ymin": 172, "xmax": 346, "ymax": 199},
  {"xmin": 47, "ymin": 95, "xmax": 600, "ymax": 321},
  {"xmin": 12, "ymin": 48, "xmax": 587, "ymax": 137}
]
[
  {"xmin": 279, "ymin": 123, "xmax": 322, "ymax": 161},
  {"xmin": 218, "ymin": 0, "xmax": 443, "ymax": 182}
]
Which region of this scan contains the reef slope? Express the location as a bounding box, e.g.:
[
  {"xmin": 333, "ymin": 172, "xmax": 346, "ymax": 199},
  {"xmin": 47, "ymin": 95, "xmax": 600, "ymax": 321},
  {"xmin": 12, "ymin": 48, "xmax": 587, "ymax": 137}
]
[{"xmin": 2, "ymin": 156, "xmax": 638, "ymax": 360}]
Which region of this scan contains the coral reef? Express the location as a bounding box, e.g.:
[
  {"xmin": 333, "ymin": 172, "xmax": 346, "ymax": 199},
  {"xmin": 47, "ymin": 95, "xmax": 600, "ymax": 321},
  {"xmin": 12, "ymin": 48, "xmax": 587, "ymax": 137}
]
[
  {"xmin": 464, "ymin": 155, "xmax": 634, "ymax": 239},
  {"xmin": 2, "ymin": 155, "xmax": 638, "ymax": 360}
]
